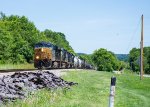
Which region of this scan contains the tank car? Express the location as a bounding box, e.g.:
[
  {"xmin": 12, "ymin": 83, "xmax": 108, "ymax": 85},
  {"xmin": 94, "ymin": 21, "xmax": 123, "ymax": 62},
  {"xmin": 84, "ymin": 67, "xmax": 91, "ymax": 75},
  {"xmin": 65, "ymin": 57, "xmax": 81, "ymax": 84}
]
[{"xmin": 74, "ymin": 56, "xmax": 79, "ymax": 68}]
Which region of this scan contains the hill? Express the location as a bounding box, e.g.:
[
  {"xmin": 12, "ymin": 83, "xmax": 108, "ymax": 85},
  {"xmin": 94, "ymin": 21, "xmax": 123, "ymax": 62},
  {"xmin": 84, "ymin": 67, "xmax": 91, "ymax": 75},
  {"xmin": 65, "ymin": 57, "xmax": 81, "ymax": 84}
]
[{"xmin": 115, "ymin": 54, "xmax": 129, "ymax": 62}]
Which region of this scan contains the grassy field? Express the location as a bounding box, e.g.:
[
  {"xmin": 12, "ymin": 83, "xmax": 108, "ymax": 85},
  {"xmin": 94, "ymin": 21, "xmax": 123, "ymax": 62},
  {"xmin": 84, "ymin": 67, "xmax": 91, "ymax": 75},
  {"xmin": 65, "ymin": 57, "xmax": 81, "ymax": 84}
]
[
  {"xmin": 2, "ymin": 70, "xmax": 150, "ymax": 107},
  {"xmin": 0, "ymin": 63, "xmax": 34, "ymax": 70}
]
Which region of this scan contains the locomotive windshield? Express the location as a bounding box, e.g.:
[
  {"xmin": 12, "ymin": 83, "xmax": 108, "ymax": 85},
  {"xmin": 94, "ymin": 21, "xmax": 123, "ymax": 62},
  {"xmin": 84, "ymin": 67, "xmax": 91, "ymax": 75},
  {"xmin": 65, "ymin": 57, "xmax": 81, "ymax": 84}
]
[{"xmin": 35, "ymin": 42, "xmax": 53, "ymax": 48}]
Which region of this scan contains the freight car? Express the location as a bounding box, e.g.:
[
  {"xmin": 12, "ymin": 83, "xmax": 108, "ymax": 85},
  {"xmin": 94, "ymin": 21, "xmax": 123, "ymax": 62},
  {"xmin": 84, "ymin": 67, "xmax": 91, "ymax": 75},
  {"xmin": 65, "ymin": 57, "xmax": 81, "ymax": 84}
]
[{"xmin": 34, "ymin": 42, "xmax": 93, "ymax": 69}]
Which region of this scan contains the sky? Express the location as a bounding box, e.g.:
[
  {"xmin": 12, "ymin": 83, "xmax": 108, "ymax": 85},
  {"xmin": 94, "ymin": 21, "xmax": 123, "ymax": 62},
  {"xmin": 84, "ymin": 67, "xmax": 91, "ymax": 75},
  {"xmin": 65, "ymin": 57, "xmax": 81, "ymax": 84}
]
[{"xmin": 0, "ymin": 0, "xmax": 150, "ymax": 54}]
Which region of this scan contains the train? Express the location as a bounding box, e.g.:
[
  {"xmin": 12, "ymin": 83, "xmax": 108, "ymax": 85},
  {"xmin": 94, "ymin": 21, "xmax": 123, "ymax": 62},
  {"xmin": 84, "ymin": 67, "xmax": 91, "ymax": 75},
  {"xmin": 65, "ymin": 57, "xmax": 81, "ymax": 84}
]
[{"xmin": 34, "ymin": 42, "xmax": 93, "ymax": 69}]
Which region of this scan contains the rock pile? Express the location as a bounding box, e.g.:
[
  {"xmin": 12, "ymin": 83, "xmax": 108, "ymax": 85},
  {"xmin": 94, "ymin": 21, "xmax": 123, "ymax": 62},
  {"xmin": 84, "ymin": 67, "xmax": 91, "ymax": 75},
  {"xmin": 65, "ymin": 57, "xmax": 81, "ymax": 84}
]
[{"xmin": 0, "ymin": 71, "xmax": 77, "ymax": 103}]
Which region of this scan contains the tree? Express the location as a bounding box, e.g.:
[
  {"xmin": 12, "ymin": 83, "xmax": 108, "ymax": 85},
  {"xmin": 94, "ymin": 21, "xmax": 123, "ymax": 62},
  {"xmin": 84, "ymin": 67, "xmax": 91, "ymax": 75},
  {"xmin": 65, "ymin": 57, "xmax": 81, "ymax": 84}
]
[
  {"xmin": 78, "ymin": 54, "xmax": 93, "ymax": 65},
  {"xmin": 129, "ymin": 47, "xmax": 150, "ymax": 74},
  {"xmin": 0, "ymin": 28, "xmax": 13, "ymax": 63},
  {"xmin": 91, "ymin": 48, "xmax": 119, "ymax": 72},
  {"xmin": 43, "ymin": 29, "xmax": 75, "ymax": 54},
  {"xmin": 129, "ymin": 48, "xmax": 140, "ymax": 72},
  {"xmin": 0, "ymin": 13, "xmax": 75, "ymax": 64}
]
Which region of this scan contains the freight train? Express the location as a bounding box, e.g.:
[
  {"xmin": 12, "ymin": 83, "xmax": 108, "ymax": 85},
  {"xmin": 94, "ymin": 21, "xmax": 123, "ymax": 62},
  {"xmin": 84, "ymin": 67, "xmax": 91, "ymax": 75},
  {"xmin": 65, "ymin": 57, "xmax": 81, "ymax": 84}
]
[{"xmin": 34, "ymin": 42, "xmax": 93, "ymax": 69}]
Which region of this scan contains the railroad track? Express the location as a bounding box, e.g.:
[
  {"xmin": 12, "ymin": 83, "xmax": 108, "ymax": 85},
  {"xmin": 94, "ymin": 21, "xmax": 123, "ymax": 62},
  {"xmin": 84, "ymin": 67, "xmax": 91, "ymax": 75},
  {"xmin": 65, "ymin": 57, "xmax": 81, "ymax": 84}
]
[
  {"xmin": 0, "ymin": 69, "xmax": 37, "ymax": 73},
  {"xmin": 0, "ymin": 68, "xmax": 73, "ymax": 78},
  {"xmin": 0, "ymin": 68, "xmax": 75, "ymax": 73}
]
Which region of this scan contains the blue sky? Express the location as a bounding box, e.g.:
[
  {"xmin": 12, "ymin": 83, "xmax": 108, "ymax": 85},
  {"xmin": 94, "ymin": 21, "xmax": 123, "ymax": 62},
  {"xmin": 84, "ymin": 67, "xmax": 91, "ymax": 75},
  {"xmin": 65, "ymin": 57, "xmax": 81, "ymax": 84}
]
[{"xmin": 0, "ymin": 0, "xmax": 150, "ymax": 54}]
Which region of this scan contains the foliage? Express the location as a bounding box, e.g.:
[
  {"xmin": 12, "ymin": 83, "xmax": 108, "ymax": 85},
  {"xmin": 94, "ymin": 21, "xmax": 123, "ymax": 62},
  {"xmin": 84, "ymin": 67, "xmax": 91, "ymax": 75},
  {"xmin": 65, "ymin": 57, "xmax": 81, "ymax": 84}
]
[
  {"xmin": 0, "ymin": 28, "xmax": 13, "ymax": 63},
  {"xmin": 43, "ymin": 29, "xmax": 75, "ymax": 54},
  {"xmin": 78, "ymin": 53, "xmax": 93, "ymax": 65},
  {"xmin": 0, "ymin": 12, "xmax": 74, "ymax": 64},
  {"xmin": 91, "ymin": 48, "xmax": 120, "ymax": 71},
  {"xmin": 129, "ymin": 47, "xmax": 150, "ymax": 74}
]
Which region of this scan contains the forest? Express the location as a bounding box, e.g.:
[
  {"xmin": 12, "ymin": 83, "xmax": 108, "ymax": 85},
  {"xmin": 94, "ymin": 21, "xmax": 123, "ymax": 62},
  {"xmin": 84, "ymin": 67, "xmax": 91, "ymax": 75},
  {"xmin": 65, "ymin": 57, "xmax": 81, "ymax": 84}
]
[{"xmin": 0, "ymin": 12, "xmax": 74, "ymax": 64}]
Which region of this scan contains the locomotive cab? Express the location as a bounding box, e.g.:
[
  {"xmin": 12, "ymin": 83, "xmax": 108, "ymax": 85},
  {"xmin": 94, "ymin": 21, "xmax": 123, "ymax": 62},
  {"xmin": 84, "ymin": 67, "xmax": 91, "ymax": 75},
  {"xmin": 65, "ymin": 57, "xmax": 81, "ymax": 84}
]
[{"xmin": 34, "ymin": 42, "xmax": 53, "ymax": 69}]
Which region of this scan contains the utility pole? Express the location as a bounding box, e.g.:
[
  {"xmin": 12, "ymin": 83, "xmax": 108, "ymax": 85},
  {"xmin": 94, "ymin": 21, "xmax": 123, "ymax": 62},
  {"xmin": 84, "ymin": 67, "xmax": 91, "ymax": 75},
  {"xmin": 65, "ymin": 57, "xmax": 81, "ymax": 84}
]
[{"xmin": 140, "ymin": 15, "xmax": 144, "ymax": 80}]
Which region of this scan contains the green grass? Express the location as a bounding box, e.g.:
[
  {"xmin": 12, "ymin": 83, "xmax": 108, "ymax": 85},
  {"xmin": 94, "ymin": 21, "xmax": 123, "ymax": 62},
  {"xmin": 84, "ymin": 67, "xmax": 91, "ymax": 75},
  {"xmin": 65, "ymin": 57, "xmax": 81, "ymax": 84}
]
[
  {"xmin": 0, "ymin": 63, "xmax": 34, "ymax": 70},
  {"xmin": 115, "ymin": 71, "xmax": 150, "ymax": 107},
  {"xmin": 2, "ymin": 70, "xmax": 150, "ymax": 107}
]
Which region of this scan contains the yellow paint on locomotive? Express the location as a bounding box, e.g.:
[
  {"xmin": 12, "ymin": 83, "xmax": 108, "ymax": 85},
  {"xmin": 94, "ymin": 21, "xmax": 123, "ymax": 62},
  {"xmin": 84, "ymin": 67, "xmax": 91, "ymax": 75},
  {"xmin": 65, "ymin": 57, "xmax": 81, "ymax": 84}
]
[{"xmin": 34, "ymin": 48, "xmax": 52, "ymax": 61}]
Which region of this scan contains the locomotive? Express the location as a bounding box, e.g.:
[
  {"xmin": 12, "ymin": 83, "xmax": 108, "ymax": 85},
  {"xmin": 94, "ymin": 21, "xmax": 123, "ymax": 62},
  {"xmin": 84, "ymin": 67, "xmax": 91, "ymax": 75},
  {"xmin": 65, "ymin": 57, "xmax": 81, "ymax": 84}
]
[{"xmin": 34, "ymin": 42, "xmax": 93, "ymax": 69}]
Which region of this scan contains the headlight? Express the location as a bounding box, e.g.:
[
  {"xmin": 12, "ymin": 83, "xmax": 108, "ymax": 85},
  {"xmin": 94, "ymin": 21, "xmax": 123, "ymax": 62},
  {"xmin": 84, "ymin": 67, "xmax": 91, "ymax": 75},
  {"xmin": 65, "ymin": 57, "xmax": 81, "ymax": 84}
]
[
  {"xmin": 36, "ymin": 56, "xmax": 39, "ymax": 59},
  {"xmin": 41, "ymin": 48, "xmax": 44, "ymax": 52}
]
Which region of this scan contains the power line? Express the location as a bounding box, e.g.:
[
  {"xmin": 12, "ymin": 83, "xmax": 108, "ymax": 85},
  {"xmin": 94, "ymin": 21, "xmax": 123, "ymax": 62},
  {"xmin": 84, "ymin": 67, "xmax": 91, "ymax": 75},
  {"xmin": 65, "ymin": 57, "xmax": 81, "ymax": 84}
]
[{"xmin": 125, "ymin": 18, "xmax": 141, "ymax": 53}]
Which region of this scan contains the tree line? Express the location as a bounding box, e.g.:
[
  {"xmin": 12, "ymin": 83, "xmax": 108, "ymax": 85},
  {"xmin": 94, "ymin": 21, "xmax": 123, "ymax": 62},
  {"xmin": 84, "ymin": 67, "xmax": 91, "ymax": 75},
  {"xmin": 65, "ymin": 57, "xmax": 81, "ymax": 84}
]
[
  {"xmin": 80, "ymin": 47, "xmax": 150, "ymax": 74},
  {"xmin": 0, "ymin": 12, "xmax": 123, "ymax": 72},
  {"xmin": 0, "ymin": 12, "xmax": 74, "ymax": 64},
  {"xmin": 129, "ymin": 47, "xmax": 150, "ymax": 74}
]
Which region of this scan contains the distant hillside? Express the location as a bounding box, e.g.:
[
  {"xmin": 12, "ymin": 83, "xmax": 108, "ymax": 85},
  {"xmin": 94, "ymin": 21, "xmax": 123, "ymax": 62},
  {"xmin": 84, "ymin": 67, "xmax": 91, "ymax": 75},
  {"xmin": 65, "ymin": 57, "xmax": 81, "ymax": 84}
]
[
  {"xmin": 115, "ymin": 54, "xmax": 129, "ymax": 62},
  {"xmin": 77, "ymin": 53, "xmax": 88, "ymax": 56},
  {"xmin": 78, "ymin": 53, "xmax": 129, "ymax": 62}
]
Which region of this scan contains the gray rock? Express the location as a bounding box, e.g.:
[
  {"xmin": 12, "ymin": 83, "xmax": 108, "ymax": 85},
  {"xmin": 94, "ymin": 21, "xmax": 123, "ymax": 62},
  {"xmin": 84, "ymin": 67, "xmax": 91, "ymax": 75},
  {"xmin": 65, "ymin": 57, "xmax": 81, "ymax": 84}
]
[{"xmin": 0, "ymin": 71, "xmax": 77, "ymax": 104}]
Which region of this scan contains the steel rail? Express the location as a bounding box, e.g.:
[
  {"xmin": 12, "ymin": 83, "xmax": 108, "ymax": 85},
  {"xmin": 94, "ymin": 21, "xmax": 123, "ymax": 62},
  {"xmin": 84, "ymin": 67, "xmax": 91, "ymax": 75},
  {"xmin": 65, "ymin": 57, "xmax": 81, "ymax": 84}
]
[{"xmin": 0, "ymin": 69, "xmax": 37, "ymax": 73}]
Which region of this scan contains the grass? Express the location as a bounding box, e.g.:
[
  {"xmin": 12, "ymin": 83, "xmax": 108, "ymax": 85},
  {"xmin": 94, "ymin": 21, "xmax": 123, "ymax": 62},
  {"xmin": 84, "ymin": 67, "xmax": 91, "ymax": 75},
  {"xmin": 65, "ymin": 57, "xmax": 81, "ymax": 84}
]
[
  {"xmin": 0, "ymin": 63, "xmax": 34, "ymax": 70},
  {"xmin": 115, "ymin": 71, "xmax": 150, "ymax": 107},
  {"xmin": 2, "ymin": 70, "xmax": 150, "ymax": 107}
]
